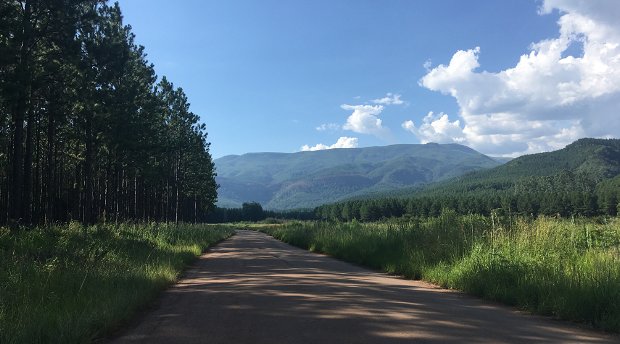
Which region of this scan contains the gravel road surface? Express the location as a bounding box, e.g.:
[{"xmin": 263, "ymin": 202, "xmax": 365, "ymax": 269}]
[{"xmin": 111, "ymin": 230, "xmax": 617, "ymax": 343}]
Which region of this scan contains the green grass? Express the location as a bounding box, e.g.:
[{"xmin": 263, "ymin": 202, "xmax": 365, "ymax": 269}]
[
  {"xmin": 259, "ymin": 212, "xmax": 620, "ymax": 332},
  {"xmin": 0, "ymin": 222, "xmax": 234, "ymax": 344}
]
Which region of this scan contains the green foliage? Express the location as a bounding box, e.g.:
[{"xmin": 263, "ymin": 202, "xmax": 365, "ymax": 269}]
[
  {"xmin": 206, "ymin": 203, "xmax": 316, "ymax": 223},
  {"xmin": 416, "ymin": 138, "xmax": 620, "ymax": 199},
  {"xmin": 0, "ymin": 1, "xmax": 217, "ymax": 225},
  {"xmin": 242, "ymin": 202, "xmax": 264, "ymax": 222},
  {"xmin": 260, "ymin": 215, "xmax": 620, "ymax": 332},
  {"xmin": 215, "ymin": 143, "xmax": 500, "ymax": 210},
  {"xmin": 0, "ymin": 223, "xmax": 233, "ymax": 343}
]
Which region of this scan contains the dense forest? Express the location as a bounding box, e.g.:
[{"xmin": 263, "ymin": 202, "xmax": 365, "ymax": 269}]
[
  {"xmin": 314, "ymin": 184, "xmax": 618, "ymax": 222},
  {"xmin": 315, "ymin": 139, "xmax": 620, "ymax": 221},
  {"xmin": 0, "ymin": 1, "xmax": 217, "ymax": 226},
  {"xmin": 205, "ymin": 202, "xmax": 315, "ymax": 223}
]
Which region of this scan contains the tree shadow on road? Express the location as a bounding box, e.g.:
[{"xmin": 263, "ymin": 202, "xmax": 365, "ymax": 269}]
[{"xmin": 113, "ymin": 230, "xmax": 616, "ymax": 344}]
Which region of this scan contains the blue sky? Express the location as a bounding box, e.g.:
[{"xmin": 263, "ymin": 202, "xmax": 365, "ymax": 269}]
[{"xmin": 117, "ymin": 0, "xmax": 620, "ymax": 158}]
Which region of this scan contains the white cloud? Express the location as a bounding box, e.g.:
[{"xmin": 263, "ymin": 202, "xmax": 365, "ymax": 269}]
[
  {"xmin": 316, "ymin": 123, "xmax": 341, "ymax": 131},
  {"xmin": 301, "ymin": 136, "xmax": 359, "ymax": 151},
  {"xmin": 402, "ymin": 112, "xmax": 466, "ymax": 144},
  {"xmin": 418, "ymin": 0, "xmax": 620, "ymax": 156},
  {"xmin": 372, "ymin": 93, "xmax": 405, "ymax": 105},
  {"xmin": 341, "ymin": 104, "xmax": 389, "ymax": 137}
]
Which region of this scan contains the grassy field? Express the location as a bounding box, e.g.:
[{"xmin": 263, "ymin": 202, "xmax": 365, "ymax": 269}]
[
  {"xmin": 0, "ymin": 222, "xmax": 234, "ymax": 344},
  {"xmin": 259, "ymin": 212, "xmax": 620, "ymax": 332}
]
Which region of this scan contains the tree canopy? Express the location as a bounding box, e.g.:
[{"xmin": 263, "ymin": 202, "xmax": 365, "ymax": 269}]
[{"xmin": 0, "ymin": 0, "xmax": 217, "ymax": 226}]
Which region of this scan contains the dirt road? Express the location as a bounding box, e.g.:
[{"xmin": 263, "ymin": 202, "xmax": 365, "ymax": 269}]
[{"xmin": 112, "ymin": 230, "xmax": 616, "ymax": 343}]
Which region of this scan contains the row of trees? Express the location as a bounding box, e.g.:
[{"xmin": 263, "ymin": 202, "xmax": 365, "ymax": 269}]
[
  {"xmin": 209, "ymin": 170, "xmax": 620, "ymax": 223},
  {"xmin": 206, "ymin": 202, "xmax": 315, "ymax": 223},
  {"xmin": 207, "ymin": 202, "xmax": 268, "ymax": 223},
  {"xmin": 210, "ymin": 186, "xmax": 618, "ymax": 223},
  {"xmin": 0, "ymin": 1, "xmax": 217, "ymax": 226},
  {"xmin": 315, "ymin": 190, "xmax": 619, "ymax": 222}
]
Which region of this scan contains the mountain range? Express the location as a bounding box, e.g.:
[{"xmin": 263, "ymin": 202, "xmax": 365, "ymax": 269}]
[
  {"xmin": 215, "ymin": 143, "xmax": 501, "ymax": 209},
  {"xmin": 311, "ymin": 138, "xmax": 620, "ymax": 219}
]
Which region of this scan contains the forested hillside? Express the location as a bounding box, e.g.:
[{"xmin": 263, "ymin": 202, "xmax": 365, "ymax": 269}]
[
  {"xmin": 215, "ymin": 143, "xmax": 500, "ymax": 209},
  {"xmin": 316, "ymin": 138, "xmax": 620, "ymax": 220},
  {"xmin": 0, "ymin": 1, "xmax": 217, "ymax": 226}
]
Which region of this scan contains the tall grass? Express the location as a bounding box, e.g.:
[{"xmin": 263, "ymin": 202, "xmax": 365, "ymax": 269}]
[
  {"xmin": 261, "ymin": 211, "xmax": 620, "ymax": 332},
  {"xmin": 0, "ymin": 222, "xmax": 234, "ymax": 344}
]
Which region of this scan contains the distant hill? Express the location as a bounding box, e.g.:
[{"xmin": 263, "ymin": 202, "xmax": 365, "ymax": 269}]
[
  {"xmin": 384, "ymin": 138, "xmax": 620, "ymax": 199},
  {"xmin": 215, "ymin": 143, "xmax": 501, "ymax": 209}
]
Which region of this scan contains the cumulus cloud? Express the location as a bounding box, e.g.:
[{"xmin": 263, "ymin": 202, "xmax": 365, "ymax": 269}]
[
  {"xmin": 300, "ymin": 136, "xmax": 359, "ymax": 151},
  {"xmin": 372, "ymin": 93, "xmax": 405, "ymax": 105},
  {"xmin": 341, "ymin": 104, "xmax": 389, "ymax": 137},
  {"xmin": 417, "ymin": 0, "xmax": 620, "ymax": 156},
  {"xmin": 316, "ymin": 123, "xmax": 341, "ymax": 131},
  {"xmin": 402, "ymin": 112, "xmax": 466, "ymax": 144}
]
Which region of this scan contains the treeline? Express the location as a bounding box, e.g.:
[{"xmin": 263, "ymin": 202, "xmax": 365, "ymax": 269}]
[
  {"xmin": 316, "ymin": 171, "xmax": 620, "ymax": 222},
  {"xmin": 209, "ymin": 187, "xmax": 616, "ymax": 223},
  {"xmin": 0, "ymin": 1, "xmax": 217, "ymax": 226},
  {"xmin": 206, "ymin": 202, "xmax": 315, "ymax": 223},
  {"xmin": 210, "ymin": 169, "xmax": 620, "ymax": 223}
]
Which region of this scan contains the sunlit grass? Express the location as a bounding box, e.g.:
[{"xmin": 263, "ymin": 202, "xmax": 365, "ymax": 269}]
[
  {"xmin": 260, "ymin": 212, "xmax": 620, "ymax": 332},
  {"xmin": 0, "ymin": 222, "xmax": 234, "ymax": 344}
]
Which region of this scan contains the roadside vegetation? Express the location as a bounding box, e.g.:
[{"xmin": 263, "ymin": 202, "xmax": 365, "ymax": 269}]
[
  {"xmin": 259, "ymin": 212, "xmax": 620, "ymax": 332},
  {"xmin": 0, "ymin": 223, "xmax": 234, "ymax": 344}
]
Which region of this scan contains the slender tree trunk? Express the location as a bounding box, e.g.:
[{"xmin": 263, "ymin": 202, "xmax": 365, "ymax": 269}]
[
  {"xmin": 194, "ymin": 195, "xmax": 197, "ymax": 224},
  {"xmin": 175, "ymin": 154, "xmax": 180, "ymax": 226},
  {"xmin": 143, "ymin": 183, "xmax": 147, "ymax": 221},
  {"xmin": 133, "ymin": 174, "xmax": 137, "ymax": 220},
  {"xmin": 56, "ymin": 146, "xmax": 63, "ymax": 221},
  {"xmin": 84, "ymin": 113, "xmax": 94, "ymax": 224},
  {"xmin": 103, "ymin": 164, "xmax": 109, "ymax": 223},
  {"xmin": 45, "ymin": 107, "xmax": 55, "ymax": 225},
  {"xmin": 22, "ymin": 106, "xmax": 35, "ymax": 224},
  {"xmin": 165, "ymin": 178, "xmax": 169, "ymax": 223},
  {"xmin": 115, "ymin": 165, "xmax": 120, "ymax": 225},
  {"xmin": 34, "ymin": 117, "xmax": 42, "ymax": 223},
  {"xmin": 9, "ymin": 0, "xmax": 34, "ymax": 224}
]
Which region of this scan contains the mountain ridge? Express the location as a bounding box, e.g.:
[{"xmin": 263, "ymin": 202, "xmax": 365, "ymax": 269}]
[{"xmin": 215, "ymin": 143, "xmax": 501, "ymax": 209}]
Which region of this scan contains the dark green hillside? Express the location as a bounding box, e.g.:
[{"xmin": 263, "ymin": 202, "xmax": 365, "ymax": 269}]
[
  {"xmin": 215, "ymin": 143, "xmax": 500, "ymax": 209},
  {"xmin": 479, "ymin": 138, "xmax": 618, "ymax": 177},
  {"xmin": 427, "ymin": 138, "xmax": 620, "ymax": 195},
  {"xmin": 315, "ymin": 138, "xmax": 620, "ymax": 221}
]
